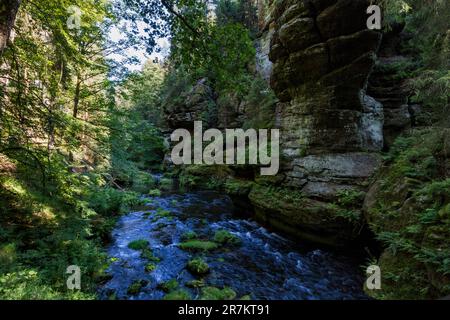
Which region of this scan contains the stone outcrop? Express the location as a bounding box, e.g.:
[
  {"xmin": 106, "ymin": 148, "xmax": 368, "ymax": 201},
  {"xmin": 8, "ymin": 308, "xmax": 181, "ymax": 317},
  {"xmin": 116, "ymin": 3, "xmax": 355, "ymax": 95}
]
[
  {"xmin": 367, "ymin": 23, "xmax": 417, "ymax": 148},
  {"xmin": 163, "ymin": 78, "xmax": 217, "ymax": 129},
  {"xmin": 248, "ymin": 0, "xmax": 384, "ymax": 246}
]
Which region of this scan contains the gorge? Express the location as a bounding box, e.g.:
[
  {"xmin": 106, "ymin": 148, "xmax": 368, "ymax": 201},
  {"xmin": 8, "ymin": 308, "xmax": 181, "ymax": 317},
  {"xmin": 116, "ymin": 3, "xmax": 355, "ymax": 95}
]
[{"xmin": 0, "ymin": 0, "xmax": 448, "ymax": 301}]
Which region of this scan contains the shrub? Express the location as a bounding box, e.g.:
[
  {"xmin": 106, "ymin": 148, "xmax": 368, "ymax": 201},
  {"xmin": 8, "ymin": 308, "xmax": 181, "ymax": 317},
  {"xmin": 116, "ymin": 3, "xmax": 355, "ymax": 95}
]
[{"xmin": 148, "ymin": 189, "xmax": 162, "ymax": 197}]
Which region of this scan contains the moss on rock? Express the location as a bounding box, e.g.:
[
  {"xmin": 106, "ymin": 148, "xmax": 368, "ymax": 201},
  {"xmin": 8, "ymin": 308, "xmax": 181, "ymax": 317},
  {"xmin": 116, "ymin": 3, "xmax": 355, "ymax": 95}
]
[
  {"xmin": 200, "ymin": 286, "xmax": 237, "ymax": 300},
  {"xmin": 163, "ymin": 289, "xmax": 191, "ymax": 300},
  {"xmin": 127, "ymin": 239, "xmax": 149, "ymax": 251},
  {"xmin": 178, "ymin": 240, "xmax": 219, "ymax": 252},
  {"xmin": 249, "ymin": 184, "xmax": 360, "ymax": 247},
  {"xmin": 187, "ymin": 258, "xmax": 210, "ymax": 275}
]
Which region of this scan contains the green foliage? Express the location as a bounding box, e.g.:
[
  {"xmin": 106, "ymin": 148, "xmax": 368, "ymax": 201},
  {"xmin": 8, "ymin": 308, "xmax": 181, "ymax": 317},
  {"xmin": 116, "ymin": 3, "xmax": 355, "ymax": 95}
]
[
  {"xmin": 200, "ymin": 286, "xmax": 236, "ymax": 300},
  {"xmin": 84, "ymin": 186, "xmax": 142, "ymax": 215},
  {"xmin": 159, "ymin": 178, "xmax": 174, "ymax": 191},
  {"xmin": 242, "ymin": 77, "xmax": 278, "ymax": 130},
  {"xmin": 148, "ymin": 189, "xmax": 162, "ymax": 197},
  {"xmin": 167, "ymin": 1, "xmax": 256, "ymax": 95},
  {"xmin": 328, "ymin": 189, "xmax": 365, "ymax": 224},
  {"xmin": 216, "ymin": 0, "xmax": 258, "ymax": 35},
  {"xmin": 381, "ymin": 0, "xmax": 450, "ymax": 125},
  {"xmin": 187, "ymin": 258, "xmax": 210, "ymax": 275},
  {"xmin": 367, "ymin": 128, "xmax": 450, "ymax": 299},
  {"xmin": 0, "ymin": 269, "xmax": 95, "ymax": 300}
]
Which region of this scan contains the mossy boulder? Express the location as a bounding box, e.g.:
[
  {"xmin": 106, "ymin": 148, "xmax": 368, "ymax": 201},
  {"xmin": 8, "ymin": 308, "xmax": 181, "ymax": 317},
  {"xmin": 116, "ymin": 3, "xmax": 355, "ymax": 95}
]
[
  {"xmin": 200, "ymin": 286, "xmax": 237, "ymax": 300},
  {"xmin": 186, "ymin": 279, "xmax": 205, "ymax": 288},
  {"xmin": 127, "ymin": 280, "xmax": 148, "ymax": 295},
  {"xmin": 145, "ymin": 263, "xmax": 157, "ymax": 272},
  {"xmin": 181, "ymin": 231, "xmax": 198, "ymax": 241},
  {"xmin": 163, "ymin": 289, "xmax": 192, "ymax": 300},
  {"xmin": 141, "ymin": 248, "xmax": 161, "ymax": 262},
  {"xmin": 178, "ymin": 240, "xmax": 219, "ymax": 252},
  {"xmin": 213, "ymin": 230, "xmax": 241, "ymax": 246},
  {"xmin": 187, "ymin": 258, "xmax": 210, "ymax": 275},
  {"xmin": 127, "ymin": 239, "xmax": 149, "ymax": 251},
  {"xmin": 158, "ymin": 279, "xmax": 179, "ymax": 293}
]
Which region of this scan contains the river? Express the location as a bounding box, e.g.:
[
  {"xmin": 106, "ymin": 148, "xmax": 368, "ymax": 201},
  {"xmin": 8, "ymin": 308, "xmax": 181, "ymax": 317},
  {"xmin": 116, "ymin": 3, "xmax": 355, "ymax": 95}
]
[{"xmin": 99, "ymin": 190, "xmax": 368, "ymax": 300}]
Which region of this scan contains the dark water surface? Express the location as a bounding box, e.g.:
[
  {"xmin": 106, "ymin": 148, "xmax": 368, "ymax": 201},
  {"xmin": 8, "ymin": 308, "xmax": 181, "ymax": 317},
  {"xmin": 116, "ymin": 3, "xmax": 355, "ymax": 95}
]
[{"xmin": 99, "ymin": 191, "xmax": 368, "ymax": 300}]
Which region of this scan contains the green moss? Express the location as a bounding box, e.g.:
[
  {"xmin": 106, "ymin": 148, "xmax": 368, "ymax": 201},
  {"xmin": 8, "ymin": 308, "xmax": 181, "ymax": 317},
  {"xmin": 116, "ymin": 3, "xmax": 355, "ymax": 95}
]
[
  {"xmin": 145, "ymin": 263, "xmax": 157, "ymax": 272},
  {"xmin": 181, "ymin": 231, "xmax": 198, "ymax": 241},
  {"xmin": 153, "ymin": 208, "xmax": 172, "ymax": 221},
  {"xmin": 186, "ymin": 279, "xmax": 205, "ymax": 288},
  {"xmin": 200, "ymin": 286, "xmax": 236, "ymax": 300},
  {"xmin": 127, "ymin": 239, "xmax": 149, "ymax": 251},
  {"xmin": 178, "ymin": 240, "xmax": 219, "ymax": 252},
  {"xmin": 127, "ymin": 280, "xmax": 148, "ymax": 295},
  {"xmin": 213, "ymin": 230, "xmax": 241, "ymax": 246},
  {"xmin": 187, "ymin": 258, "xmax": 210, "ymax": 275},
  {"xmin": 141, "ymin": 248, "xmax": 161, "ymax": 262},
  {"xmin": 224, "ymin": 178, "xmax": 254, "ymax": 196},
  {"xmin": 163, "ymin": 289, "xmax": 191, "ymax": 300},
  {"xmin": 158, "ymin": 279, "xmax": 179, "ymax": 292}
]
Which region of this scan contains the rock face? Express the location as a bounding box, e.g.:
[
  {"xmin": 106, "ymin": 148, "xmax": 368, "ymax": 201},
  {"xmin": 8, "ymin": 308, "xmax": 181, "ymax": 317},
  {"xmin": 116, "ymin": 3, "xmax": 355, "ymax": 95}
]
[
  {"xmin": 164, "ymin": 79, "xmax": 217, "ymax": 129},
  {"xmin": 367, "ymin": 23, "xmax": 416, "ymax": 148},
  {"xmin": 248, "ymin": 0, "xmax": 384, "ymax": 246}
]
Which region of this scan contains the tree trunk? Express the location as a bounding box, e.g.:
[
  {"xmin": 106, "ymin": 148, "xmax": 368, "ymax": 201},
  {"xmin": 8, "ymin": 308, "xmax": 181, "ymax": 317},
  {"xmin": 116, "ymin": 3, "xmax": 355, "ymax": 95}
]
[
  {"xmin": 73, "ymin": 75, "xmax": 81, "ymax": 118},
  {"xmin": 0, "ymin": 0, "xmax": 21, "ymax": 54}
]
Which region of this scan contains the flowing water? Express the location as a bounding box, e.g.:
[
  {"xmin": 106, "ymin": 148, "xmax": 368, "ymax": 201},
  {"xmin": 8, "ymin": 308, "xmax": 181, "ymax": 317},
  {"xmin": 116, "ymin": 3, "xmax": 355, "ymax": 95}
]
[{"xmin": 99, "ymin": 190, "xmax": 368, "ymax": 300}]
